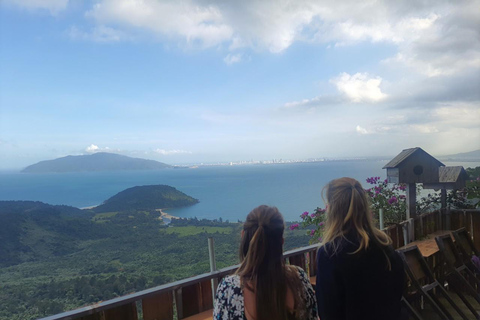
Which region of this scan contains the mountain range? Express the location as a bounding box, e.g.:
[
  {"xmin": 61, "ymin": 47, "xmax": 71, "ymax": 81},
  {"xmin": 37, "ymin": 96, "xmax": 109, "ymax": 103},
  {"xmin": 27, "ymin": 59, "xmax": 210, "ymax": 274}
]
[{"xmin": 438, "ymin": 149, "xmax": 480, "ymax": 161}]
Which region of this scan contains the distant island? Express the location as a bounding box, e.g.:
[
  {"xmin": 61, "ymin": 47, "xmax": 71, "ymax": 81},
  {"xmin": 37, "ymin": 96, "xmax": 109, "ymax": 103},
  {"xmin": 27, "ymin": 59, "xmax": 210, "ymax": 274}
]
[
  {"xmin": 22, "ymin": 152, "xmax": 172, "ymax": 173},
  {"xmin": 91, "ymin": 185, "xmax": 199, "ymax": 213}
]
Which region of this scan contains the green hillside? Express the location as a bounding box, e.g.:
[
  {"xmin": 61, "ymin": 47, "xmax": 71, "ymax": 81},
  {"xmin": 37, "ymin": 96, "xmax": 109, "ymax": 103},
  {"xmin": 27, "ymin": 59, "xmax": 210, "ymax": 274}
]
[
  {"xmin": 0, "ymin": 200, "xmax": 309, "ymax": 320},
  {"xmin": 0, "ymin": 201, "xmax": 101, "ymax": 268},
  {"xmin": 92, "ymin": 185, "xmax": 199, "ymax": 213}
]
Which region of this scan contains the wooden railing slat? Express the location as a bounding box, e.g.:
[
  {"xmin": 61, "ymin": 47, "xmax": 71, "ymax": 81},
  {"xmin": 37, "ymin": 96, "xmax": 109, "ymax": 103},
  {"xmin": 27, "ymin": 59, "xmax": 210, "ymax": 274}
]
[
  {"xmin": 472, "ymin": 212, "xmax": 480, "ymax": 250},
  {"xmin": 78, "ymin": 313, "xmax": 103, "ymax": 320},
  {"xmin": 181, "ymin": 283, "xmax": 199, "ymax": 318},
  {"xmin": 289, "ymin": 253, "xmax": 306, "ymax": 270},
  {"xmin": 142, "ymin": 292, "xmax": 174, "ymax": 320},
  {"xmin": 104, "ymin": 303, "xmax": 137, "ymax": 320}
]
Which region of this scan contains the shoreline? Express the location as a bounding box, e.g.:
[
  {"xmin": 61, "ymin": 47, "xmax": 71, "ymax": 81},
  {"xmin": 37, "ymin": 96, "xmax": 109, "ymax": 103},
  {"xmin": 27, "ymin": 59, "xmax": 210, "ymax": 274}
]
[{"xmin": 156, "ymin": 208, "xmax": 180, "ymax": 220}]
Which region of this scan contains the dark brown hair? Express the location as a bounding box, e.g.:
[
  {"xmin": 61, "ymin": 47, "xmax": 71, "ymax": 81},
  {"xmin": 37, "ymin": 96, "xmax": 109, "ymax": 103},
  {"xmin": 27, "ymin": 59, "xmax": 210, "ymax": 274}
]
[{"xmin": 236, "ymin": 205, "xmax": 299, "ymax": 320}]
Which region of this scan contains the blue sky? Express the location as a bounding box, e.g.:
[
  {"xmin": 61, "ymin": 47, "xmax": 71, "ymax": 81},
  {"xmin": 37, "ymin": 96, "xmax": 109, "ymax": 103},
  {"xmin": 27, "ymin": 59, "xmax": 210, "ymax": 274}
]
[{"xmin": 0, "ymin": 0, "xmax": 479, "ymax": 169}]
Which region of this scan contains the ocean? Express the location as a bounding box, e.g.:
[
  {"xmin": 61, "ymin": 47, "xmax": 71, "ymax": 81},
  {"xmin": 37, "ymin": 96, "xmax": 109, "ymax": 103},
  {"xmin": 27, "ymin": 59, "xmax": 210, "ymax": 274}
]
[{"xmin": 0, "ymin": 160, "xmax": 477, "ymax": 222}]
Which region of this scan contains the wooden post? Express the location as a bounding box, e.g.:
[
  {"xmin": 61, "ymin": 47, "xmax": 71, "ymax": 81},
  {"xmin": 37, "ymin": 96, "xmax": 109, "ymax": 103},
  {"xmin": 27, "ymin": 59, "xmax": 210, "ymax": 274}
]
[
  {"xmin": 445, "ymin": 208, "xmax": 451, "ymax": 230},
  {"xmin": 406, "ymin": 183, "xmax": 416, "ymax": 219},
  {"xmin": 440, "ymin": 189, "xmax": 447, "ymax": 209},
  {"xmin": 402, "ymin": 223, "xmax": 409, "ymax": 246},
  {"xmin": 379, "ymin": 209, "xmax": 384, "ymax": 230},
  {"xmin": 208, "ymin": 237, "xmax": 218, "ymax": 303},
  {"xmin": 175, "ymin": 288, "xmax": 183, "ymax": 320}
]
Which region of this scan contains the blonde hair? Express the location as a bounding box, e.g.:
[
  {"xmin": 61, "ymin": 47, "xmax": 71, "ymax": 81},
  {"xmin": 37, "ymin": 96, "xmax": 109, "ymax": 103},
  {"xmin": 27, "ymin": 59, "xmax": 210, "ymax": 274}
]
[
  {"xmin": 236, "ymin": 205, "xmax": 301, "ymax": 320},
  {"xmin": 322, "ymin": 177, "xmax": 392, "ymax": 256}
]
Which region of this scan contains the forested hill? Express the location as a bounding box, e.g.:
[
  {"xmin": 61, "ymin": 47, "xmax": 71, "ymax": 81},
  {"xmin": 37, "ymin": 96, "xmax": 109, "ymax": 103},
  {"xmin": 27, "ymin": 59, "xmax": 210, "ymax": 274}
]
[
  {"xmin": 22, "ymin": 152, "xmax": 171, "ymax": 173},
  {"xmin": 0, "ymin": 201, "xmax": 100, "ymax": 267},
  {"xmin": 92, "ymin": 185, "xmax": 199, "ymax": 213}
]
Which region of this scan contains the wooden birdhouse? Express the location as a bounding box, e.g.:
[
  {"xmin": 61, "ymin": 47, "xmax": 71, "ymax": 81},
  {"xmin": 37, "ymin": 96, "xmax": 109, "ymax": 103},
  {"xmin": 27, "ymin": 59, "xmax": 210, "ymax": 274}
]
[
  {"xmin": 423, "ymin": 166, "xmax": 469, "ymax": 190},
  {"xmin": 383, "ymin": 147, "xmax": 445, "ymax": 220},
  {"xmin": 383, "ymin": 147, "xmax": 444, "ymax": 184}
]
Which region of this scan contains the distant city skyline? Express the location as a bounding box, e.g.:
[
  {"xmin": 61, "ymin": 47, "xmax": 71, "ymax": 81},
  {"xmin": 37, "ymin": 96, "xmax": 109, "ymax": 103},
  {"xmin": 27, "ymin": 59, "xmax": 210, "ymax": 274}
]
[{"xmin": 1, "ymin": 0, "xmax": 479, "ymax": 169}]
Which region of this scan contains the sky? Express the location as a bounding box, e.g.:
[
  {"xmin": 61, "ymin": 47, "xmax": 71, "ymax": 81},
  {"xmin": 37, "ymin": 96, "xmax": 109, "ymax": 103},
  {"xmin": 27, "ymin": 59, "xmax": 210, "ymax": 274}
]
[{"xmin": 0, "ymin": 0, "xmax": 479, "ymax": 169}]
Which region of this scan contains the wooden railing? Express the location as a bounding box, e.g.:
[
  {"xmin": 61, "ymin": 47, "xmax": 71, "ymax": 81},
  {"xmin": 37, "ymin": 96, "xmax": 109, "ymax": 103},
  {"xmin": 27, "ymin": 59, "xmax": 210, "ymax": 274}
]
[
  {"xmin": 38, "ymin": 244, "xmax": 319, "ymax": 320},
  {"xmin": 382, "ymin": 209, "xmax": 480, "ymax": 249}
]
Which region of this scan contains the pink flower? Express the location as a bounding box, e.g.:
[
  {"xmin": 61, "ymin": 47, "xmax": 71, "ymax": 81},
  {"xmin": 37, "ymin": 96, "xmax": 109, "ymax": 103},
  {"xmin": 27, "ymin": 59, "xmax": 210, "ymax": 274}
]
[
  {"xmin": 289, "ymin": 223, "xmax": 299, "ymax": 230},
  {"xmin": 301, "ymin": 211, "xmax": 309, "ymax": 218},
  {"xmin": 310, "ymin": 229, "xmax": 315, "ymax": 236},
  {"xmin": 388, "ymin": 196, "xmax": 398, "ymax": 205},
  {"xmin": 319, "ymin": 222, "xmax": 325, "ymax": 227},
  {"xmin": 310, "ymin": 213, "xmax": 316, "ymax": 218}
]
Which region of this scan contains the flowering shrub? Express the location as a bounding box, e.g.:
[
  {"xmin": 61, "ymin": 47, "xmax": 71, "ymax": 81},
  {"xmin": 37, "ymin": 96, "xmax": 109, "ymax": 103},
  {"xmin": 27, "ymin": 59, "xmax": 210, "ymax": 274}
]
[
  {"xmin": 290, "ymin": 208, "xmax": 326, "ymax": 244},
  {"xmin": 365, "ymin": 177, "xmax": 407, "ymax": 224},
  {"xmin": 292, "ymin": 172, "xmax": 480, "ymax": 244}
]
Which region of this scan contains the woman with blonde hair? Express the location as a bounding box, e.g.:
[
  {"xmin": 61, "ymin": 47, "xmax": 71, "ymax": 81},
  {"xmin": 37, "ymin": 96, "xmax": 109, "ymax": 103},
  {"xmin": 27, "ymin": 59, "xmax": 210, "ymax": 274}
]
[
  {"xmin": 214, "ymin": 205, "xmax": 318, "ymax": 320},
  {"xmin": 316, "ymin": 177, "xmax": 404, "ymax": 320}
]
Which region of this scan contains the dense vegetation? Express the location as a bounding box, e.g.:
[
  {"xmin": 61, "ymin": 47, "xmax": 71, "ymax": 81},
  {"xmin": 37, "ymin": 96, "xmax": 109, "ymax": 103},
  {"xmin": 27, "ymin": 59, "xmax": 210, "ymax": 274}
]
[
  {"xmin": 92, "ymin": 185, "xmax": 199, "ymax": 213},
  {"xmin": 0, "ymin": 201, "xmax": 309, "ymax": 320},
  {"xmin": 22, "ymin": 152, "xmax": 171, "ymax": 173}
]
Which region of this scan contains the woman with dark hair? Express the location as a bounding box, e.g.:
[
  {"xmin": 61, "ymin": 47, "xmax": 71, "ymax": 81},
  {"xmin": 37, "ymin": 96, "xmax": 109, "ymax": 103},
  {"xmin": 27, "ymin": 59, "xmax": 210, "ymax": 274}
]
[
  {"xmin": 214, "ymin": 205, "xmax": 318, "ymax": 320},
  {"xmin": 316, "ymin": 177, "xmax": 405, "ymax": 320}
]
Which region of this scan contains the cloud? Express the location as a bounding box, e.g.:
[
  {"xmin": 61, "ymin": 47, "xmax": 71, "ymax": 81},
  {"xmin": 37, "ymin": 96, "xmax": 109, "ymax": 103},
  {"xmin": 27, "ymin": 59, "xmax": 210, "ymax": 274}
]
[
  {"xmin": 67, "ymin": 25, "xmax": 131, "ymax": 43},
  {"xmin": 356, "ymin": 125, "xmax": 370, "ymax": 135},
  {"xmin": 6, "ymin": 0, "xmax": 68, "ymax": 14},
  {"xmin": 223, "ymin": 53, "xmax": 242, "ymax": 65},
  {"xmin": 86, "ymin": 0, "xmax": 233, "ymax": 48},
  {"xmin": 59, "ymin": 0, "xmax": 478, "ymax": 78},
  {"xmin": 68, "ymin": 25, "xmax": 128, "ymax": 43},
  {"xmin": 283, "ymin": 95, "xmax": 345, "ymax": 109},
  {"xmin": 153, "ymin": 149, "xmax": 192, "ymax": 155},
  {"xmin": 85, "ymin": 144, "xmax": 112, "ymax": 153},
  {"xmin": 331, "ymin": 72, "xmax": 387, "ymax": 103}
]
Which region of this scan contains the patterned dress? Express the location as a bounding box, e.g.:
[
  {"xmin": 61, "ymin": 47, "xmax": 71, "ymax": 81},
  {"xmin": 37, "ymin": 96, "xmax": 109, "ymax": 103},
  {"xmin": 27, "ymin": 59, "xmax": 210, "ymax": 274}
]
[{"xmin": 213, "ymin": 266, "xmax": 318, "ymax": 320}]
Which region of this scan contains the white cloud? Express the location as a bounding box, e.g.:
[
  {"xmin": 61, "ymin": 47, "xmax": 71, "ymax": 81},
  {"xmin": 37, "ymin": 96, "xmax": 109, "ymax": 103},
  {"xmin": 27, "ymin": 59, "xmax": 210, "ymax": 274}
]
[
  {"xmin": 154, "ymin": 149, "xmax": 192, "ymax": 155},
  {"xmin": 85, "ymin": 144, "xmax": 112, "ymax": 153},
  {"xmin": 6, "ymin": 0, "xmax": 68, "ymax": 14},
  {"xmin": 86, "ymin": 0, "xmax": 233, "ymax": 48},
  {"xmin": 64, "ymin": 0, "xmax": 479, "ymax": 78},
  {"xmin": 223, "ymin": 53, "xmax": 242, "ymax": 65},
  {"xmin": 356, "ymin": 125, "xmax": 369, "ymax": 135},
  {"xmin": 331, "ymin": 72, "xmax": 386, "ymax": 103},
  {"xmin": 68, "ymin": 25, "xmax": 128, "ymax": 43},
  {"xmin": 85, "ymin": 144, "xmax": 100, "ymax": 153}
]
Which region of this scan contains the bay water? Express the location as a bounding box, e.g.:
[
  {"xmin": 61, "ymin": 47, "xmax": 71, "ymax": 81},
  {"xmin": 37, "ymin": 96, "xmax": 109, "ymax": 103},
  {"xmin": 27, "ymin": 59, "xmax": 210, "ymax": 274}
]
[{"xmin": 0, "ymin": 160, "xmax": 477, "ymax": 222}]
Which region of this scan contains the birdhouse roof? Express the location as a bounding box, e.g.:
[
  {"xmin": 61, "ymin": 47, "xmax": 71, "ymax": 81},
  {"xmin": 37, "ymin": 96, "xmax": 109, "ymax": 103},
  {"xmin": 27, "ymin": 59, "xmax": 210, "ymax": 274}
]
[
  {"xmin": 383, "ymin": 147, "xmax": 444, "ymax": 169},
  {"xmin": 439, "ymin": 166, "xmax": 468, "ymax": 183}
]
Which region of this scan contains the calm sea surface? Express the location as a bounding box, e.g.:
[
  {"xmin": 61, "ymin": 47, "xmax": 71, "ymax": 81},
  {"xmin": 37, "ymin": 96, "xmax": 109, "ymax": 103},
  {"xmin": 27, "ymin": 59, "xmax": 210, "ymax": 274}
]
[{"xmin": 0, "ymin": 160, "xmax": 477, "ymax": 221}]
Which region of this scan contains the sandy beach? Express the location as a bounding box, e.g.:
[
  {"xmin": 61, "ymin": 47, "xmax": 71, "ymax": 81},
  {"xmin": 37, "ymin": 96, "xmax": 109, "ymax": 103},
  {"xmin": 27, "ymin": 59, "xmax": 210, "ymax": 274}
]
[{"xmin": 156, "ymin": 208, "xmax": 180, "ymax": 220}]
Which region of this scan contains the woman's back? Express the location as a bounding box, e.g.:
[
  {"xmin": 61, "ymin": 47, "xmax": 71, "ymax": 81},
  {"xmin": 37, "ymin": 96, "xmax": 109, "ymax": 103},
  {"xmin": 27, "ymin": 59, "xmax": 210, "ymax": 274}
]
[
  {"xmin": 213, "ymin": 205, "xmax": 318, "ymax": 320},
  {"xmin": 316, "ymin": 237, "xmax": 404, "ymax": 320},
  {"xmin": 315, "ymin": 177, "xmax": 405, "ymax": 320},
  {"xmin": 214, "ymin": 265, "xmax": 317, "ymax": 320}
]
